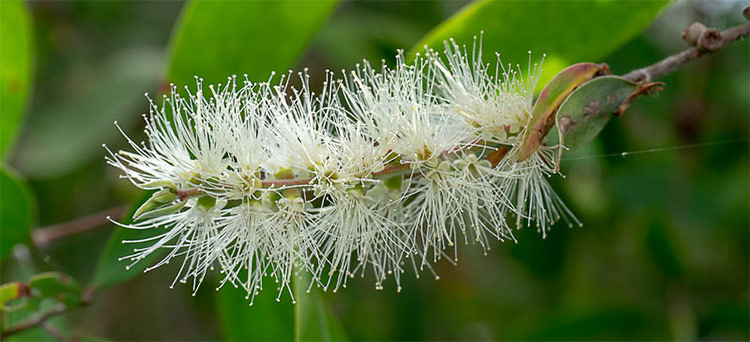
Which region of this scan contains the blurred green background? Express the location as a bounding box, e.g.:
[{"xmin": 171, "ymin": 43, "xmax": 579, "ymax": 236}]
[{"xmin": 1, "ymin": 0, "xmax": 748, "ymax": 340}]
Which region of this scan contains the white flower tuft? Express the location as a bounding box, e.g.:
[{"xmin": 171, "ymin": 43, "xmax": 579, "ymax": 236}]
[{"xmin": 106, "ymin": 38, "xmax": 578, "ymax": 303}]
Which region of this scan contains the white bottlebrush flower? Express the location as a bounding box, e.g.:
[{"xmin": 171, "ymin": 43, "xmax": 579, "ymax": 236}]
[
  {"xmin": 404, "ymin": 151, "xmax": 517, "ymax": 268},
  {"xmin": 214, "ymin": 197, "xmax": 320, "ymax": 305},
  {"xmin": 498, "ymin": 147, "xmax": 582, "ymax": 237},
  {"xmin": 115, "ymin": 198, "xmax": 225, "ymax": 294},
  {"xmin": 425, "ymin": 36, "xmax": 578, "ymax": 236},
  {"xmin": 106, "ymin": 36, "xmax": 581, "ymax": 303},
  {"xmin": 106, "ymin": 76, "xmax": 279, "ymax": 298},
  {"xmin": 340, "ymin": 51, "xmax": 469, "ymax": 167},
  {"xmin": 201, "ymin": 76, "xmax": 271, "ymax": 201},
  {"xmin": 430, "ymin": 35, "xmax": 543, "ymax": 145},
  {"xmin": 312, "ymin": 188, "xmax": 407, "ymax": 292},
  {"xmin": 264, "ymin": 70, "xmax": 338, "ymax": 174}
]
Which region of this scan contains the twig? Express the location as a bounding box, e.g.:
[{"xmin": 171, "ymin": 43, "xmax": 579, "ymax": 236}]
[
  {"xmin": 372, "ymin": 162, "xmax": 411, "ymax": 177},
  {"xmin": 32, "ymin": 205, "xmax": 129, "ymax": 248},
  {"xmin": 0, "ymin": 303, "xmax": 66, "ymax": 339},
  {"xmin": 261, "ymin": 162, "xmax": 413, "ymax": 187},
  {"xmin": 260, "ymin": 178, "xmax": 314, "ymax": 188},
  {"xmin": 623, "ymin": 21, "xmax": 750, "ymax": 82},
  {"xmin": 176, "ymin": 187, "xmax": 201, "ymax": 200}
]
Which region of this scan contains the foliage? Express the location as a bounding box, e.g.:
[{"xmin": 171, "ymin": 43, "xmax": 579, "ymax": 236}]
[
  {"xmin": 167, "ymin": 0, "xmax": 339, "ymax": 87},
  {"xmin": 413, "ymin": 0, "xmax": 668, "ymax": 86}
]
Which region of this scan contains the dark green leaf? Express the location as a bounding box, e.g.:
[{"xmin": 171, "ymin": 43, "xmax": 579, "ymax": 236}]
[
  {"xmin": 90, "ymin": 191, "xmax": 167, "ymax": 288},
  {"xmin": 167, "ymin": 0, "xmax": 340, "ymax": 87},
  {"xmin": 0, "ymin": 0, "xmax": 33, "ymax": 160},
  {"xmin": 294, "ymin": 273, "xmax": 347, "ymax": 341},
  {"xmin": 412, "ymin": 0, "xmax": 667, "ymax": 87},
  {"xmin": 0, "ymin": 168, "xmax": 34, "ymax": 260},
  {"xmin": 216, "ymin": 279, "xmax": 295, "ymax": 341}
]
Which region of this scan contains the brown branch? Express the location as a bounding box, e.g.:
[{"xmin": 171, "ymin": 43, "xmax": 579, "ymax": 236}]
[
  {"xmin": 623, "ymin": 20, "xmax": 750, "ymax": 82},
  {"xmin": 32, "ymin": 205, "xmax": 129, "ymax": 248},
  {"xmin": 372, "ymin": 162, "xmax": 411, "ymax": 177},
  {"xmin": 1, "ymin": 303, "xmax": 66, "ymax": 339},
  {"xmin": 176, "ymin": 187, "xmax": 201, "ymax": 200},
  {"xmin": 261, "ymin": 178, "xmax": 313, "ymax": 188}
]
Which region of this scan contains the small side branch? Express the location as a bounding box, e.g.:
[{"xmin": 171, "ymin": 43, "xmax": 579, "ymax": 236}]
[
  {"xmin": 33, "ymin": 205, "xmax": 129, "ymax": 248},
  {"xmin": 0, "ymin": 304, "xmax": 67, "ymax": 339},
  {"xmin": 624, "ymin": 20, "xmax": 750, "ymax": 82}
]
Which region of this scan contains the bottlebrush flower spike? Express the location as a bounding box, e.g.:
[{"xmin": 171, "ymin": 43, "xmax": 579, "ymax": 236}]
[{"xmin": 105, "ymin": 38, "xmax": 579, "ymax": 304}]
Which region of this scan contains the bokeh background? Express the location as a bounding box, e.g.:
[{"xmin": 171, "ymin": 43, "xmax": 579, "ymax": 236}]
[{"xmin": 1, "ymin": 0, "xmax": 748, "ymax": 340}]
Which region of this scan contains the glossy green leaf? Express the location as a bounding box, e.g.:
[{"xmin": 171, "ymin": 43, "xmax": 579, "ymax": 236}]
[
  {"xmin": 518, "ymin": 62, "xmax": 606, "ymax": 161},
  {"xmin": 216, "ymin": 280, "xmax": 295, "ymax": 341},
  {"xmin": 0, "ymin": 0, "xmax": 33, "ymax": 160},
  {"xmin": 15, "ymin": 49, "xmax": 163, "ymax": 178},
  {"xmin": 412, "ymin": 0, "xmax": 667, "ymax": 87},
  {"xmin": 90, "ymin": 191, "xmax": 167, "ymax": 288},
  {"xmin": 167, "ymin": 0, "xmax": 340, "ymax": 87},
  {"xmin": 551, "ymin": 76, "xmax": 638, "ymax": 149},
  {"xmin": 294, "ymin": 273, "xmax": 347, "ymax": 341},
  {"xmin": 0, "ymin": 168, "xmax": 34, "ymax": 260}
]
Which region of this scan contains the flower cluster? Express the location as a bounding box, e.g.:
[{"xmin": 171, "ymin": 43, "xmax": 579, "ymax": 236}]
[{"xmin": 105, "ymin": 38, "xmax": 580, "ymax": 304}]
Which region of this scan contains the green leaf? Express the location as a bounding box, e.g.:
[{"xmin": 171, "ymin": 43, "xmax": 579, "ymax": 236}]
[
  {"xmin": 412, "ymin": 0, "xmax": 667, "ymax": 88},
  {"xmin": 90, "ymin": 191, "xmax": 167, "ymax": 288},
  {"xmin": 27, "ymin": 272, "xmax": 82, "ymax": 307},
  {"xmin": 0, "ymin": 0, "xmax": 33, "ymax": 160},
  {"xmin": 548, "ymin": 76, "xmax": 664, "ymax": 150},
  {"xmin": 15, "ymin": 49, "xmax": 163, "ymax": 178},
  {"xmin": 215, "ymin": 273, "xmax": 346, "ymax": 342},
  {"xmin": 294, "ymin": 273, "xmax": 347, "ymax": 341},
  {"xmin": 0, "ymin": 168, "xmax": 34, "ymax": 260},
  {"xmin": 216, "ymin": 279, "xmax": 295, "ymax": 341},
  {"xmin": 551, "ymin": 76, "xmax": 637, "ymax": 149},
  {"xmin": 167, "ymin": 0, "xmax": 340, "ymax": 87},
  {"xmin": 518, "ymin": 62, "xmax": 606, "ymax": 161}
]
